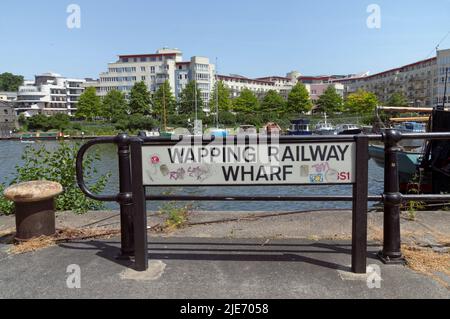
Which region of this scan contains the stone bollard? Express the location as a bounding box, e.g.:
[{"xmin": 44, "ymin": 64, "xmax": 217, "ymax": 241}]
[{"xmin": 3, "ymin": 181, "xmax": 63, "ymax": 241}]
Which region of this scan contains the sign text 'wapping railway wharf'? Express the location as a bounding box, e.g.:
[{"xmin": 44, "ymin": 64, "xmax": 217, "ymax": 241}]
[{"xmin": 142, "ymin": 142, "xmax": 356, "ymax": 186}]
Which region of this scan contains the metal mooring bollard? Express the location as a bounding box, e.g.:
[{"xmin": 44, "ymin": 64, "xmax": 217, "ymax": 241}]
[{"xmin": 3, "ymin": 181, "xmax": 63, "ymax": 241}]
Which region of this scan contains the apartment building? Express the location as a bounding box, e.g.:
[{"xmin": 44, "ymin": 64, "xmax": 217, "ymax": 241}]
[
  {"xmin": 175, "ymin": 56, "xmax": 216, "ymax": 107},
  {"xmin": 0, "ymin": 92, "xmax": 18, "ymax": 102},
  {"xmin": 15, "ymin": 73, "xmax": 85, "ymax": 116},
  {"xmin": 93, "ymin": 48, "xmax": 216, "ymax": 109},
  {"xmin": 437, "ymin": 48, "xmax": 450, "ymax": 107},
  {"xmin": 218, "ymin": 71, "xmax": 347, "ymax": 104},
  {"xmin": 337, "ymin": 49, "xmax": 450, "ymax": 108},
  {"xmin": 255, "ymin": 73, "xmax": 299, "ymax": 99},
  {"xmin": 217, "ymin": 74, "xmax": 278, "ymax": 99}
]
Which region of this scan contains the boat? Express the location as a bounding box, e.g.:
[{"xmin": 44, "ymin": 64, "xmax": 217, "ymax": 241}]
[
  {"xmin": 393, "ymin": 121, "xmax": 427, "ymax": 133},
  {"xmin": 288, "ymin": 119, "xmax": 313, "ymax": 136},
  {"xmin": 16, "ymin": 132, "xmax": 60, "ymax": 141},
  {"xmin": 368, "ymin": 145, "xmax": 425, "ymax": 192},
  {"xmin": 314, "ymin": 113, "xmax": 336, "ymax": 135},
  {"xmin": 336, "ymin": 124, "xmax": 362, "ymax": 135},
  {"xmin": 138, "ymin": 130, "xmax": 160, "ymax": 137},
  {"xmin": 394, "ymin": 121, "xmax": 427, "ymax": 148}
]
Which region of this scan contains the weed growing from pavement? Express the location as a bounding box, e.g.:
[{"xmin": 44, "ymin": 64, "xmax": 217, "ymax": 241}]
[{"xmin": 158, "ymin": 202, "xmax": 192, "ymax": 231}]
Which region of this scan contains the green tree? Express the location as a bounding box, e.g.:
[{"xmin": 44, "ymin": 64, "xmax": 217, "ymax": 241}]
[
  {"xmin": 27, "ymin": 114, "xmax": 50, "ymax": 131},
  {"xmin": 0, "ymin": 72, "xmax": 24, "ymax": 91},
  {"xmin": 286, "ymin": 83, "xmax": 313, "ymax": 114},
  {"xmin": 316, "ymin": 86, "xmax": 344, "ymax": 114},
  {"xmin": 232, "ymin": 88, "xmax": 259, "ymax": 113},
  {"xmin": 344, "ymin": 89, "xmax": 379, "ymax": 114},
  {"xmin": 261, "ymin": 90, "xmax": 286, "ymax": 113},
  {"xmin": 388, "ymin": 92, "xmax": 408, "ymax": 106},
  {"xmin": 210, "ymin": 81, "xmax": 233, "ymax": 112},
  {"xmin": 152, "ymin": 80, "xmax": 176, "ymax": 123},
  {"xmin": 129, "ymin": 81, "xmax": 152, "ymax": 115},
  {"xmin": 76, "ymin": 87, "xmax": 102, "ymax": 121},
  {"xmin": 102, "ymin": 90, "xmax": 128, "ymax": 121},
  {"xmin": 178, "ymin": 81, "xmax": 204, "ymax": 115}
]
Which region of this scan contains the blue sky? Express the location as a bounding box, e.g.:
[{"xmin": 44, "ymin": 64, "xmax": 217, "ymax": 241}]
[{"xmin": 1, "ymin": 0, "xmax": 449, "ymax": 80}]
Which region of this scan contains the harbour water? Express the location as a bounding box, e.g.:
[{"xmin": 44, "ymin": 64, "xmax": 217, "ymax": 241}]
[{"xmin": 0, "ymin": 140, "xmax": 385, "ymax": 211}]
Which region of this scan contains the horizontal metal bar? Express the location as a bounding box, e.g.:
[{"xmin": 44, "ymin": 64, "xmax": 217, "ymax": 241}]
[
  {"xmin": 402, "ymin": 194, "xmax": 450, "ymax": 202},
  {"xmin": 141, "ymin": 135, "xmax": 363, "ymax": 145},
  {"xmin": 140, "ymin": 132, "xmax": 450, "ymax": 146},
  {"xmin": 400, "ymin": 132, "xmax": 450, "ymax": 140},
  {"xmin": 145, "ymin": 195, "xmax": 383, "ymax": 202}
]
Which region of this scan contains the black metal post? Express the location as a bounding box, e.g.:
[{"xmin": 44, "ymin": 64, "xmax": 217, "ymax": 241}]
[
  {"xmin": 378, "ymin": 129, "xmax": 406, "ymax": 264},
  {"xmin": 130, "ymin": 138, "xmax": 148, "ymax": 271},
  {"xmin": 352, "ymin": 135, "xmax": 369, "ymax": 273},
  {"xmin": 116, "ymin": 133, "xmax": 135, "ymax": 258}
]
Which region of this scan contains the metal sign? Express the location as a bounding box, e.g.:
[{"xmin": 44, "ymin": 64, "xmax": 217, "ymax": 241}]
[{"xmin": 141, "ymin": 142, "xmax": 356, "ymax": 186}]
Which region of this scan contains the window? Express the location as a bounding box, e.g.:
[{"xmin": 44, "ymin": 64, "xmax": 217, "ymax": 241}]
[
  {"xmin": 150, "ymin": 66, "xmax": 155, "ymax": 73},
  {"xmin": 142, "ymin": 76, "xmax": 146, "ymax": 81},
  {"xmin": 141, "ymin": 67, "xmax": 146, "ymax": 72}
]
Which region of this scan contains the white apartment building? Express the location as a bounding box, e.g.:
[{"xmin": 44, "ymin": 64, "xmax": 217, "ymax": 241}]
[
  {"xmin": 93, "ymin": 48, "xmax": 216, "ymax": 110},
  {"xmin": 256, "ymin": 73, "xmax": 299, "ymax": 99},
  {"xmin": 175, "ymin": 56, "xmax": 216, "ymax": 109},
  {"xmin": 217, "ymin": 74, "xmax": 277, "ymax": 99},
  {"xmin": 437, "ymin": 48, "xmax": 450, "ymax": 107},
  {"xmin": 15, "ymin": 73, "xmax": 85, "ymax": 116},
  {"xmin": 337, "ymin": 49, "xmax": 450, "ymax": 108},
  {"xmin": 0, "ymin": 92, "xmax": 18, "ymax": 102}
]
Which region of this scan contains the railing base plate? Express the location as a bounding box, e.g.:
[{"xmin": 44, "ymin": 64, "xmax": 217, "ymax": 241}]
[{"xmin": 377, "ymin": 251, "xmax": 406, "ymax": 265}]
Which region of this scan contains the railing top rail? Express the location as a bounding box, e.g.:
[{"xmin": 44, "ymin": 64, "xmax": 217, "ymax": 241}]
[
  {"xmin": 138, "ymin": 131, "xmax": 450, "ymax": 146},
  {"xmin": 140, "ymin": 135, "xmax": 362, "ymax": 145}
]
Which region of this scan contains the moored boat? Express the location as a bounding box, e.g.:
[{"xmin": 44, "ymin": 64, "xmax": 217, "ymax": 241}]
[
  {"xmin": 288, "ymin": 119, "xmax": 313, "ymax": 136},
  {"xmin": 336, "ymin": 124, "xmax": 362, "ymax": 135},
  {"xmin": 314, "ymin": 113, "xmax": 336, "ymax": 135}
]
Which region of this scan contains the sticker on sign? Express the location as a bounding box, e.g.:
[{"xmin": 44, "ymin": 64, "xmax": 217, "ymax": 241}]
[{"xmin": 142, "ymin": 142, "xmax": 356, "ymax": 186}]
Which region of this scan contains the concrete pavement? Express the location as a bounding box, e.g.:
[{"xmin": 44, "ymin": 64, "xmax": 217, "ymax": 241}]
[{"xmin": 0, "ymin": 210, "xmax": 449, "ymax": 299}]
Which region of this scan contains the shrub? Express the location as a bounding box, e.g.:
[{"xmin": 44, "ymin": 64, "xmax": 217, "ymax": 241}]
[
  {"xmin": 114, "ymin": 114, "xmax": 157, "ymax": 132},
  {"xmin": 0, "ymin": 143, "xmax": 110, "ymax": 215}
]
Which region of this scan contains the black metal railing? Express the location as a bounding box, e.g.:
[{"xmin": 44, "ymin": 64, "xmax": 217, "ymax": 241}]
[{"xmin": 75, "ymin": 130, "xmax": 450, "ymax": 272}]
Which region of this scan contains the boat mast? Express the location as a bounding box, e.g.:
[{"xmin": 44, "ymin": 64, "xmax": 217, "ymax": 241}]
[
  {"xmin": 163, "ymin": 81, "xmax": 167, "ymax": 131},
  {"xmin": 194, "ymin": 78, "xmax": 198, "ymax": 123},
  {"xmin": 215, "ymin": 57, "xmax": 219, "ymax": 129},
  {"xmin": 441, "ymin": 66, "xmax": 449, "ymax": 111}
]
